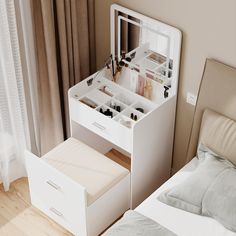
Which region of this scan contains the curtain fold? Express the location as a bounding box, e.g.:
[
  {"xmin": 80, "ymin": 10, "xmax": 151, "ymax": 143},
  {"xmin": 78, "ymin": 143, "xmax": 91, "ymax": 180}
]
[
  {"xmin": 15, "ymin": 0, "xmax": 41, "ymax": 156},
  {"xmin": 0, "ymin": 0, "xmax": 30, "ymax": 190},
  {"xmin": 0, "ymin": 0, "xmax": 95, "ymax": 190},
  {"xmin": 30, "ymin": 0, "xmax": 96, "ymax": 154},
  {"xmin": 31, "ymin": 0, "xmax": 64, "ymax": 154}
]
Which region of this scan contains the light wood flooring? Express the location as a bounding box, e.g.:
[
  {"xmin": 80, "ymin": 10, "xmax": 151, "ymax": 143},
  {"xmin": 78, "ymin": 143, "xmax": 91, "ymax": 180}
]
[
  {"xmin": 0, "ymin": 178, "xmax": 72, "ymax": 236},
  {"xmin": 0, "ymin": 149, "xmax": 130, "ymax": 236}
]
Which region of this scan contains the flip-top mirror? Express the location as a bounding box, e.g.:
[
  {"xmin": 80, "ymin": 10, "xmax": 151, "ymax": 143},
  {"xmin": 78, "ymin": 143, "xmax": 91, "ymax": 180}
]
[{"xmin": 109, "ymin": 4, "xmax": 181, "ymax": 102}]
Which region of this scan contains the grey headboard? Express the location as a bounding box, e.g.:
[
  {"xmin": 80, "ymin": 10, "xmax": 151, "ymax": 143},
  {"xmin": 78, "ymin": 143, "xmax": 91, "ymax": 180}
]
[{"xmin": 186, "ymin": 59, "xmax": 236, "ymax": 162}]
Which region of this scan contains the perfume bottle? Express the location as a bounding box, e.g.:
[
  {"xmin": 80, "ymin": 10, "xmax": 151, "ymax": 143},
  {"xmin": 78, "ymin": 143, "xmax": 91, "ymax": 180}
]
[
  {"xmin": 144, "ymin": 80, "xmax": 153, "ymax": 100},
  {"xmin": 137, "ymin": 75, "xmax": 145, "ymax": 96}
]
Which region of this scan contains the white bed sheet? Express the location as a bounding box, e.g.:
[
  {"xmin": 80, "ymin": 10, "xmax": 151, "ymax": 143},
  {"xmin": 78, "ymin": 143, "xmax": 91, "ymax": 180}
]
[{"xmin": 135, "ymin": 158, "xmax": 236, "ymax": 236}]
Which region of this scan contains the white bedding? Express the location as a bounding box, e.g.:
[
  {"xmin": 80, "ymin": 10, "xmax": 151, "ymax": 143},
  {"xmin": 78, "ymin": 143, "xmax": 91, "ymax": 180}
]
[{"xmin": 135, "ymin": 158, "xmax": 236, "ymax": 236}]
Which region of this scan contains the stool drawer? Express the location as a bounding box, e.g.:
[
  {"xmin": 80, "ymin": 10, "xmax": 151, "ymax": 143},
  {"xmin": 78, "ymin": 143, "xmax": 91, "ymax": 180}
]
[
  {"xmin": 30, "ymin": 192, "xmax": 76, "ymax": 233},
  {"xmin": 28, "ymin": 159, "xmax": 77, "ymax": 203},
  {"xmin": 26, "ymin": 152, "xmax": 87, "ymax": 236},
  {"xmin": 33, "ymin": 192, "xmax": 82, "ymax": 234}
]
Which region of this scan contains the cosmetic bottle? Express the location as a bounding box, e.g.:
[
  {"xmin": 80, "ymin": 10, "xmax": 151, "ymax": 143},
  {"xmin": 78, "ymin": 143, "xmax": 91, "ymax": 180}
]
[
  {"xmin": 103, "ymin": 86, "xmax": 113, "ymax": 96},
  {"xmin": 164, "ymin": 86, "xmax": 169, "ymax": 98},
  {"xmin": 144, "ymin": 80, "xmax": 153, "ymax": 100},
  {"xmin": 137, "ymin": 74, "xmax": 145, "ymax": 96}
]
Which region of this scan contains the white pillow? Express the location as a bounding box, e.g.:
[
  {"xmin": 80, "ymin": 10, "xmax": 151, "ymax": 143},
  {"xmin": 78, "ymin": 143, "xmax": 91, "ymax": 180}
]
[{"xmin": 158, "ymin": 145, "xmax": 236, "ymax": 232}]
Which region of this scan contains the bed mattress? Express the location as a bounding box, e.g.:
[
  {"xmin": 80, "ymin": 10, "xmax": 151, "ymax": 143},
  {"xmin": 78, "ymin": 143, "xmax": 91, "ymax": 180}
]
[{"xmin": 135, "ymin": 158, "xmax": 236, "ymax": 236}]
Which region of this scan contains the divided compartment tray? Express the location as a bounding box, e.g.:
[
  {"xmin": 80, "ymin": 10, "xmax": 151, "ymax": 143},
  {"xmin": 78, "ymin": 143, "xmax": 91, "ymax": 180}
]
[
  {"xmin": 114, "ymin": 114, "xmax": 135, "ymax": 129},
  {"xmin": 76, "ymin": 77, "xmax": 157, "ymax": 129},
  {"xmin": 106, "ymin": 98, "xmax": 127, "ymax": 113},
  {"xmin": 96, "ymin": 104, "xmax": 118, "ymax": 119},
  {"xmin": 86, "ymin": 89, "xmax": 112, "ymax": 105},
  {"xmin": 122, "ymin": 107, "xmax": 144, "ymax": 122},
  {"xmin": 131, "ymin": 101, "xmax": 155, "ymax": 115},
  {"xmin": 114, "ymin": 93, "xmax": 134, "ymax": 106},
  {"xmin": 78, "ymin": 87, "xmax": 112, "ymax": 109},
  {"xmin": 98, "ymin": 84, "xmax": 119, "ymax": 97},
  {"xmin": 79, "ymin": 97, "xmax": 99, "ymax": 109}
]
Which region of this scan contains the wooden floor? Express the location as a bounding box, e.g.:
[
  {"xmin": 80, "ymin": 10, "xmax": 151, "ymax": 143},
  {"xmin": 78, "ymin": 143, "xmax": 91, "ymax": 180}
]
[
  {"xmin": 0, "ymin": 178, "xmax": 72, "ymax": 236},
  {"xmin": 0, "ymin": 149, "xmax": 130, "ymax": 236}
]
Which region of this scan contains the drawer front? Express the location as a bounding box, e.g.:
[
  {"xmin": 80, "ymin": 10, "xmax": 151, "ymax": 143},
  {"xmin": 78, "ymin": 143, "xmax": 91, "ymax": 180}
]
[
  {"xmin": 30, "ymin": 192, "xmax": 76, "ymax": 234},
  {"xmin": 29, "ymin": 160, "xmax": 76, "ymax": 204},
  {"xmin": 26, "ymin": 152, "xmax": 87, "ymax": 236},
  {"xmin": 31, "ymin": 189, "xmax": 82, "ymax": 235},
  {"xmin": 70, "ymin": 99, "xmax": 132, "ymax": 152}
]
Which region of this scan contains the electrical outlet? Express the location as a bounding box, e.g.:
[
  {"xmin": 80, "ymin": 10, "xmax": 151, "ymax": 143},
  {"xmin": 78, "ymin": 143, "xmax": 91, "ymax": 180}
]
[{"xmin": 186, "ymin": 92, "xmax": 197, "ymax": 106}]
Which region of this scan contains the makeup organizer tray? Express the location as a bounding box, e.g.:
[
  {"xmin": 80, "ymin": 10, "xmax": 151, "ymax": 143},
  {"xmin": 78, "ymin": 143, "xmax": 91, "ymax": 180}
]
[{"xmin": 72, "ymin": 76, "xmax": 156, "ymax": 129}]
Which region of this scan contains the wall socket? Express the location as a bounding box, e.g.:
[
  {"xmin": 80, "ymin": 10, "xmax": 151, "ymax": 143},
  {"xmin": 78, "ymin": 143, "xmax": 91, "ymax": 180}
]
[{"xmin": 186, "ymin": 92, "xmax": 197, "ymax": 106}]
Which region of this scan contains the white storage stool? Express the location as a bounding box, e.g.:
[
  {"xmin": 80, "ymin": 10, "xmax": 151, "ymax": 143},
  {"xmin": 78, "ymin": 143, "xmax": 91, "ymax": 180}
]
[{"xmin": 25, "ymin": 138, "xmax": 130, "ymax": 236}]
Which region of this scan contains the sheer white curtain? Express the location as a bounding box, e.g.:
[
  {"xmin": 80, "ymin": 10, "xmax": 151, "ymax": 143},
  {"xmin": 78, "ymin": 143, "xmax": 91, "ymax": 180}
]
[{"xmin": 0, "ymin": 0, "xmax": 38, "ymax": 191}]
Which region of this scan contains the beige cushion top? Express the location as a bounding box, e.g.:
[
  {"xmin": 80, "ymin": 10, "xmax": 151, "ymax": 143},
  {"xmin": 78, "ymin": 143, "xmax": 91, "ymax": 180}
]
[
  {"xmin": 199, "ymin": 109, "xmax": 236, "ymax": 165},
  {"xmin": 42, "ymin": 138, "xmax": 129, "ymax": 205}
]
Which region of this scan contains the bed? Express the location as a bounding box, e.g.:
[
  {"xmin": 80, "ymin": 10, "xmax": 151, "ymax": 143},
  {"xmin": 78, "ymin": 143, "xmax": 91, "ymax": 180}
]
[
  {"xmin": 136, "ymin": 157, "xmax": 235, "ymax": 236},
  {"xmin": 104, "ymin": 59, "xmax": 236, "ymax": 236}
]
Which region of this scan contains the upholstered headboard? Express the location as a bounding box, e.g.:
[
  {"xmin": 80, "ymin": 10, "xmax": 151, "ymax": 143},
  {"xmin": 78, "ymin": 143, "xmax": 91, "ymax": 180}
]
[
  {"xmin": 198, "ymin": 109, "xmax": 236, "ymax": 165},
  {"xmin": 186, "ymin": 59, "xmax": 236, "ymax": 162}
]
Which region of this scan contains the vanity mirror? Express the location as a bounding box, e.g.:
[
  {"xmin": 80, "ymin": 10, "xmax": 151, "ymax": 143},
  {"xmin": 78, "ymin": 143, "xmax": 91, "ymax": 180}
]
[{"xmin": 110, "ymin": 4, "xmax": 181, "ymax": 103}]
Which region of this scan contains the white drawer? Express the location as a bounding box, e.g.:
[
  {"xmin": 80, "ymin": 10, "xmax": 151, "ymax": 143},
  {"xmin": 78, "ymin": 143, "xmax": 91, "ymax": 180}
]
[
  {"xmin": 26, "ymin": 153, "xmax": 87, "ymax": 236},
  {"xmin": 31, "ymin": 192, "xmax": 76, "ymax": 234},
  {"xmin": 33, "ymin": 191, "xmax": 83, "ymax": 235},
  {"xmin": 70, "ymin": 98, "xmax": 132, "ymax": 152},
  {"xmin": 29, "ymin": 159, "xmax": 76, "ymax": 204}
]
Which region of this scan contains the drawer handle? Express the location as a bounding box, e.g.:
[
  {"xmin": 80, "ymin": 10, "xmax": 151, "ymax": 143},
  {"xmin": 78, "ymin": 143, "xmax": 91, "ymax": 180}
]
[
  {"xmin": 92, "ymin": 122, "xmax": 106, "ymax": 131},
  {"xmin": 49, "ymin": 207, "xmax": 63, "ymax": 217},
  {"xmin": 46, "ymin": 180, "xmax": 61, "ymax": 191}
]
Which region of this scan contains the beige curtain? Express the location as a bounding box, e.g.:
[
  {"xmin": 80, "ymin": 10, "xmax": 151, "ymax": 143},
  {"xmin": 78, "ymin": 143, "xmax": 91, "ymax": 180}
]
[{"xmin": 30, "ymin": 0, "xmax": 96, "ymax": 155}]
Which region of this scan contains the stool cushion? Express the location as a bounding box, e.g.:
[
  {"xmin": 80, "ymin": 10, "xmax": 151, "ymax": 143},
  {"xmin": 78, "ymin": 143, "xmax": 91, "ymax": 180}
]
[{"xmin": 42, "ymin": 138, "xmax": 129, "ymax": 205}]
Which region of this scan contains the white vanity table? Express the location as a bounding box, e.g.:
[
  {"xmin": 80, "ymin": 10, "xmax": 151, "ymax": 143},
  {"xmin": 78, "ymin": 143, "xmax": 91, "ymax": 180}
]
[
  {"xmin": 69, "ymin": 4, "xmax": 182, "ymax": 208},
  {"xmin": 25, "ymin": 4, "xmax": 182, "ymax": 236}
]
